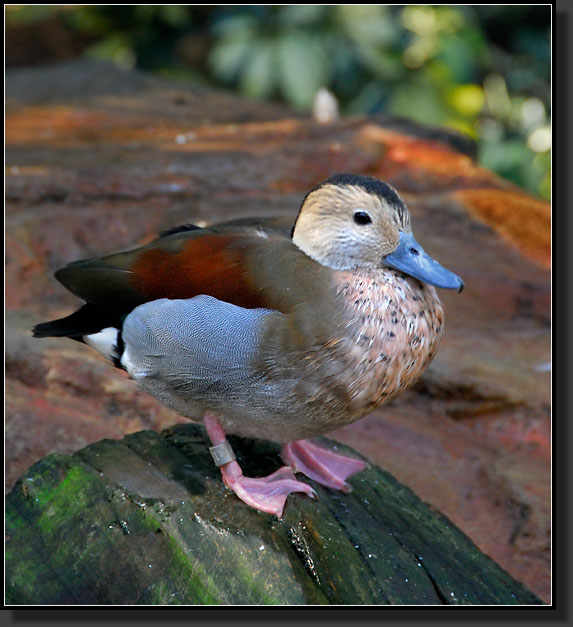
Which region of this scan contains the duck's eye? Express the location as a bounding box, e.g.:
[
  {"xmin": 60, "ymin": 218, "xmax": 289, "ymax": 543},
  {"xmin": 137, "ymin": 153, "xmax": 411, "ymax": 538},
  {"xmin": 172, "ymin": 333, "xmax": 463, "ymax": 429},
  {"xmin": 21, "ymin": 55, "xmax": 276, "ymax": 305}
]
[{"xmin": 353, "ymin": 211, "xmax": 372, "ymax": 225}]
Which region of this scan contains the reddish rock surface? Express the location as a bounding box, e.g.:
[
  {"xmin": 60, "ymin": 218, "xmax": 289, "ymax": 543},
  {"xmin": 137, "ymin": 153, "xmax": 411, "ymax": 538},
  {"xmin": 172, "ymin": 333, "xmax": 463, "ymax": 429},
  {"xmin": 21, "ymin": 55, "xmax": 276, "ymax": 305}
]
[{"xmin": 5, "ymin": 60, "xmax": 551, "ymax": 602}]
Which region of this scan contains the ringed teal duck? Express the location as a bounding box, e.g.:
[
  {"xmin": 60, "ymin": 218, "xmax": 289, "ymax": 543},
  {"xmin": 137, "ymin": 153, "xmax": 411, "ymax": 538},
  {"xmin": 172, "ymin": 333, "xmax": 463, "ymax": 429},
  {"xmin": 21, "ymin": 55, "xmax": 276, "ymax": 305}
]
[{"xmin": 33, "ymin": 173, "xmax": 463, "ymax": 517}]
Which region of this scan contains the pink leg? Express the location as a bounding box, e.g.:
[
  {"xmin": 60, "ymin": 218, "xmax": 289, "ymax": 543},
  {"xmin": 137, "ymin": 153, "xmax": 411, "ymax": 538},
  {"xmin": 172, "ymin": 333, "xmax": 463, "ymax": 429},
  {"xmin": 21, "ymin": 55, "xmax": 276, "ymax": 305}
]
[
  {"xmin": 281, "ymin": 439, "xmax": 368, "ymax": 492},
  {"xmin": 203, "ymin": 413, "xmax": 316, "ymax": 517}
]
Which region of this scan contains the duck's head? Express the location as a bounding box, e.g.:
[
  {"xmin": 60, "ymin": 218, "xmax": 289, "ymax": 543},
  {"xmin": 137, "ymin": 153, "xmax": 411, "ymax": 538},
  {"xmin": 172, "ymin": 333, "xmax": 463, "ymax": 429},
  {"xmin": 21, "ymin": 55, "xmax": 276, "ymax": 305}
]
[{"xmin": 292, "ymin": 173, "xmax": 464, "ymax": 292}]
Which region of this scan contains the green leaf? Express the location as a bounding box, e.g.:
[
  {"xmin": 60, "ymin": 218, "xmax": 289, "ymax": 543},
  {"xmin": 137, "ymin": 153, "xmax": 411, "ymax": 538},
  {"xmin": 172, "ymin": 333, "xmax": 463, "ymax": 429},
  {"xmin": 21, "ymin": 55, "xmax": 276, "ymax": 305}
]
[
  {"xmin": 159, "ymin": 6, "xmax": 190, "ymax": 27},
  {"xmin": 345, "ymin": 81, "xmax": 389, "ymax": 115},
  {"xmin": 336, "ymin": 6, "xmax": 397, "ymax": 47},
  {"xmin": 211, "ymin": 14, "xmax": 258, "ymax": 38},
  {"xmin": 277, "ymin": 34, "xmax": 329, "ymax": 110},
  {"xmin": 449, "ymin": 84, "xmax": 485, "ymax": 117},
  {"xmin": 84, "ymin": 33, "xmax": 136, "ymax": 70},
  {"xmin": 239, "ymin": 40, "xmax": 276, "ymax": 99},
  {"xmin": 5, "ymin": 5, "xmax": 55, "ymax": 25},
  {"xmin": 279, "ymin": 5, "xmax": 327, "ymax": 28},
  {"xmin": 388, "ymin": 80, "xmax": 449, "ymax": 126},
  {"xmin": 437, "ymin": 33, "xmax": 479, "ymax": 83},
  {"xmin": 478, "ymin": 137, "xmax": 532, "ymax": 188},
  {"xmin": 208, "ymin": 32, "xmax": 252, "ymax": 82},
  {"xmin": 354, "ymin": 46, "xmax": 404, "ymax": 80}
]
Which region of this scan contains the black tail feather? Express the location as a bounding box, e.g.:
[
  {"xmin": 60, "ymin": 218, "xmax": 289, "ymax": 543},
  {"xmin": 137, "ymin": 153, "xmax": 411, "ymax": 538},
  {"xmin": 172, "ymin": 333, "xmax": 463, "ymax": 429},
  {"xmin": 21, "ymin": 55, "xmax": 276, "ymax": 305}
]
[{"xmin": 32, "ymin": 304, "xmax": 122, "ymax": 339}]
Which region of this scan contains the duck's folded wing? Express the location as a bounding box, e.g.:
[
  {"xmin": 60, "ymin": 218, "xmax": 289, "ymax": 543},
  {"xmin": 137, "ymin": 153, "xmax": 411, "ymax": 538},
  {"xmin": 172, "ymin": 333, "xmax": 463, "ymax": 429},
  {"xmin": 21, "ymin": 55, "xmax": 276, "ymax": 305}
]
[
  {"xmin": 54, "ymin": 231, "xmax": 278, "ymax": 315},
  {"xmin": 121, "ymin": 295, "xmax": 281, "ymax": 401}
]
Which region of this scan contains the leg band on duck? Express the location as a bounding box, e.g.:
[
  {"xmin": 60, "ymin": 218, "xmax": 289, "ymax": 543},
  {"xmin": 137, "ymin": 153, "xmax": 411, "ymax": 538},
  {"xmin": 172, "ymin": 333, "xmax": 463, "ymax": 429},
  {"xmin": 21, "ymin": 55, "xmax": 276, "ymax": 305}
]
[{"xmin": 209, "ymin": 441, "xmax": 236, "ymax": 466}]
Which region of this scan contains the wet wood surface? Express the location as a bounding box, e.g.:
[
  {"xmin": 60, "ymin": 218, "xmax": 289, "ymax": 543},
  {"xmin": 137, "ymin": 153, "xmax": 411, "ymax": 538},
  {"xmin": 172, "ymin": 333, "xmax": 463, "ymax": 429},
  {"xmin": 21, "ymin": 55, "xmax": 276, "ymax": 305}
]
[{"xmin": 6, "ymin": 425, "xmax": 542, "ymax": 605}]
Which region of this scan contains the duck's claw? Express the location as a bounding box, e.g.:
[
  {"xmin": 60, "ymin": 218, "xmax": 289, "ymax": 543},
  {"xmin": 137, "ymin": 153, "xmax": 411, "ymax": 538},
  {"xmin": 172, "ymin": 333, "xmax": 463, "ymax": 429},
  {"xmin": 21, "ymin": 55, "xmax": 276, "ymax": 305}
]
[{"xmin": 282, "ymin": 439, "xmax": 368, "ymax": 492}]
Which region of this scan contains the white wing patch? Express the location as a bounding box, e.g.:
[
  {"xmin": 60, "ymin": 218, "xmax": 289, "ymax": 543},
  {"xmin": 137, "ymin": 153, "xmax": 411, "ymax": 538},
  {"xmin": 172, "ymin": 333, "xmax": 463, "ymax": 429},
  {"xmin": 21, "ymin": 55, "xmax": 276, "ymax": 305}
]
[{"xmin": 84, "ymin": 327, "xmax": 120, "ymax": 361}]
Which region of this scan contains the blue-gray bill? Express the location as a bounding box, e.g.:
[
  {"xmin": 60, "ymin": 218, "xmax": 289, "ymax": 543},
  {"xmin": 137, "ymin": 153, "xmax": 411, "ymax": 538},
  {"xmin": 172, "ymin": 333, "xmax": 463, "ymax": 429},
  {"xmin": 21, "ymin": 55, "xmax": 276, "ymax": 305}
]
[{"xmin": 384, "ymin": 232, "xmax": 464, "ymax": 292}]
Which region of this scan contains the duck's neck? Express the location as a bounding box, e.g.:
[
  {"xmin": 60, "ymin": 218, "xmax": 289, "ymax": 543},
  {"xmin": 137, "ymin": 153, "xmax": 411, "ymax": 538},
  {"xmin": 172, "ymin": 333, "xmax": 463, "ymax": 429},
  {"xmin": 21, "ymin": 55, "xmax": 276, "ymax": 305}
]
[{"xmin": 291, "ymin": 226, "xmax": 379, "ymax": 272}]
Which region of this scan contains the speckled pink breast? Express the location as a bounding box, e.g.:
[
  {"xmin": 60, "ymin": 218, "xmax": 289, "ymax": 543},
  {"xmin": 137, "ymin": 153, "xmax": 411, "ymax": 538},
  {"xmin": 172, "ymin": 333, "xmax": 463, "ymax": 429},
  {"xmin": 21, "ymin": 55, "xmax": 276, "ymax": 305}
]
[{"xmin": 333, "ymin": 268, "xmax": 444, "ymax": 414}]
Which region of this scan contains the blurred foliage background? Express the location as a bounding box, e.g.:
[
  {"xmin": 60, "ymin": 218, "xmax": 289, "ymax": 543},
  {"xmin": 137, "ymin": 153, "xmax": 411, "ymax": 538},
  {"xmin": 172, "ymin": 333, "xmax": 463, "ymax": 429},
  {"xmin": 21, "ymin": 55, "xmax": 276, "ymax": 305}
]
[{"xmin": 6, "ymin": 5, "xmax": 551, "ymax": 199}]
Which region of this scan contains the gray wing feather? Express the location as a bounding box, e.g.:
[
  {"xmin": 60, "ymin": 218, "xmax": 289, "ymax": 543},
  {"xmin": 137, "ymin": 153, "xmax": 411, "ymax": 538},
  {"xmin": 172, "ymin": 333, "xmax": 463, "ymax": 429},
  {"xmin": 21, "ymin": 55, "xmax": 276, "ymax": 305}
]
[{"xmin": 122, "ymin": 296, "xmax": 278, "ymax": 402}]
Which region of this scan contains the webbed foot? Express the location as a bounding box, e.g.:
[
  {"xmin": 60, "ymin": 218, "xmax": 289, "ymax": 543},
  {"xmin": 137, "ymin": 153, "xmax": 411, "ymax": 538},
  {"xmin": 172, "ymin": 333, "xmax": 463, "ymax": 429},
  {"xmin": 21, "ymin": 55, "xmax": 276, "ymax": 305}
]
[
  {"xmin": 220, "ymin": 460, "xmax": 316, "ymax": 517},
  {"xmin": 281, "ymin": 439, "xmax": 368, "ymax": 492}
]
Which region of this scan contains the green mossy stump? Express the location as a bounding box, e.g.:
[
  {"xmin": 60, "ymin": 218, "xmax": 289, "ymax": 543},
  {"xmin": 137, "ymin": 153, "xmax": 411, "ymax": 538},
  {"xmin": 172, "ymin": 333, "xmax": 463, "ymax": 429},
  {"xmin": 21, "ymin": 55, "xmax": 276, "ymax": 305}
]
[{"xmin": 5, "ymin": 424, "xmax": 542, "ymax": 605}]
